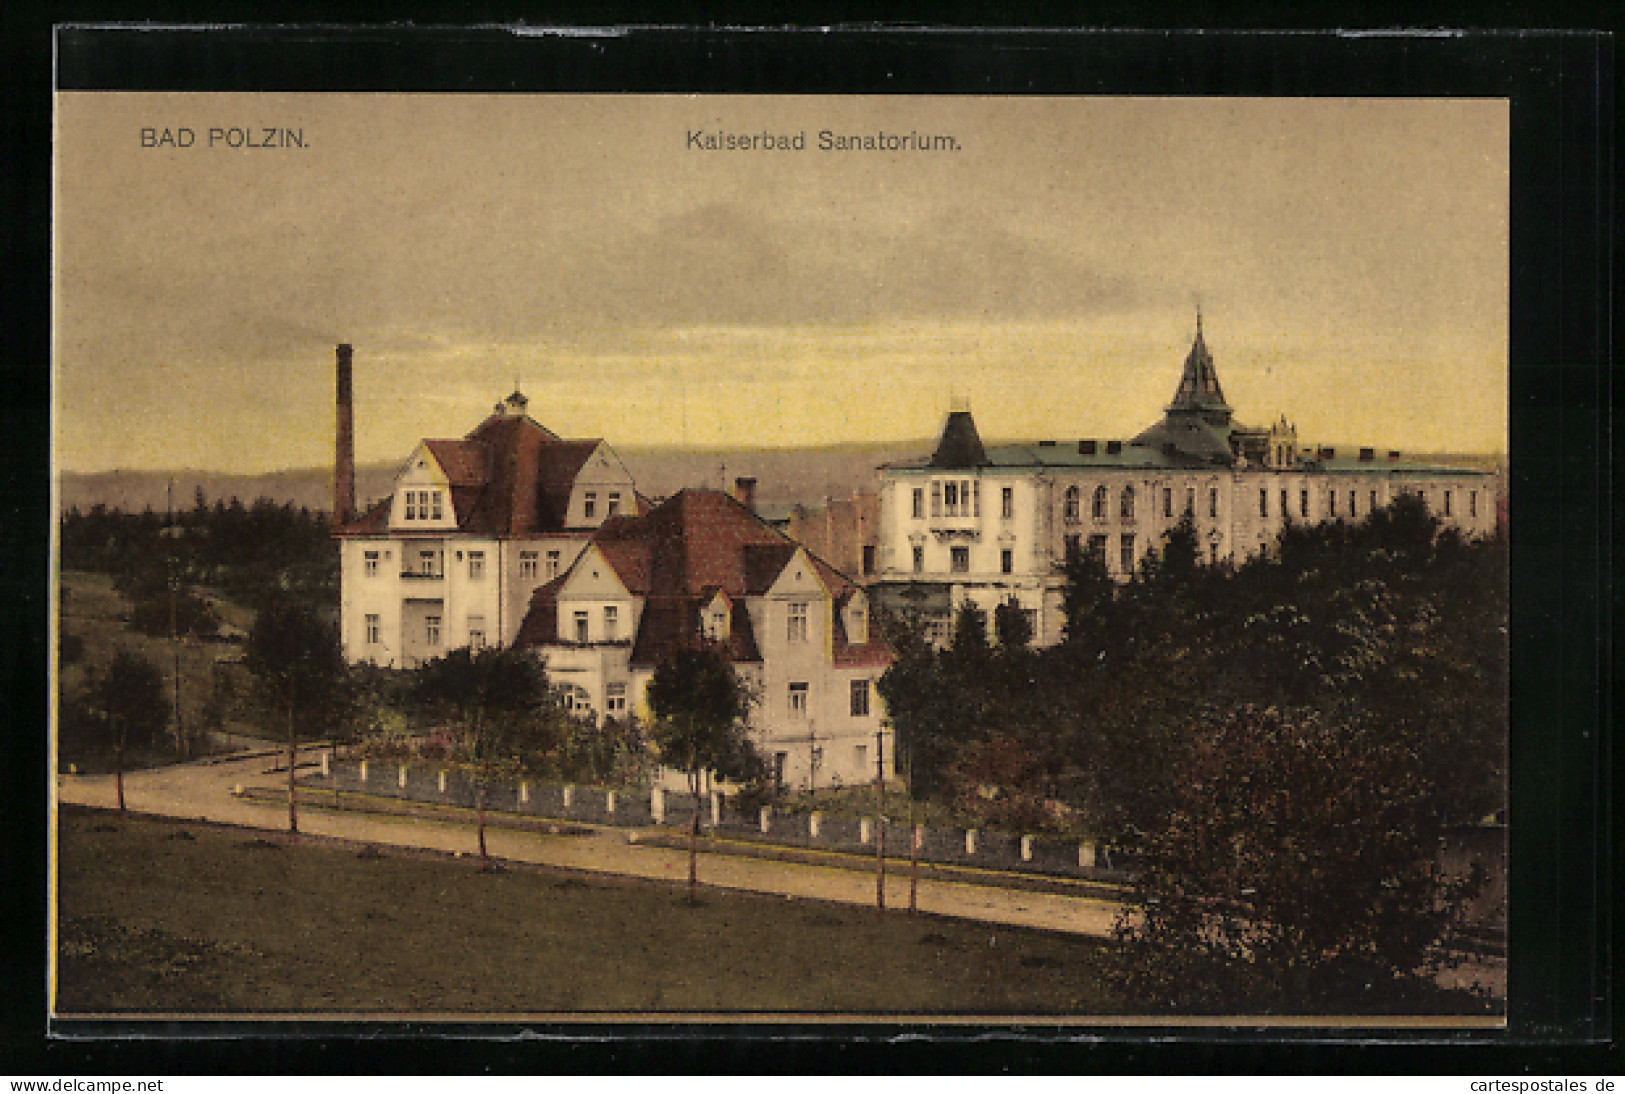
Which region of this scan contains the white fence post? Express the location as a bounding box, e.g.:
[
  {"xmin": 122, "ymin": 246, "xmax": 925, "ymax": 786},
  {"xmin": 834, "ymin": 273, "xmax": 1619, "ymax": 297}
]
[
  {"xmin": 965, "ymin": 829, "xmax": 977, "ymax": 855},
  {"xmin": 1079, "ymin": 841, "xmax": 1096, "ymax": 871},
  {"xmin": 758, "ymin": 806, "xmax": 771, "ymax": 834},
  {"xmin": 860, "ymin": 817, "xmax": 873, "ymax": 845},
  {"xmin": 809, "ymin": 812, "xmax": 821, "ymax": 839},
  {"xmin": 651, "ymin": 787, "xmax": 664, "ymax": 823},
  {"xmin": 1020, "ymin": 835, "xmax": 1034, "ymax": 862},
  {"xmin": 520, "ymin": 782, "xmax": 529, "ymax": 805},
  {"xmin": 358, "ymin": 760, "xmax": 367, "ymax": 784},
  {"xmin": 398, "ymin": 764, "xmax": 407, "ymax": 789},
  {"xmin": 606, "ymin": 790, "xmax": 616, "ymax": 815},
  {"xmin": 709, "ymin": 791, "xmax": 721, "ymax": 828},
  {"xmin": 563, "ymin": 784, "xmax": 574, "ymax": 810},
  {"xmin": 438, "ymin": 770, "xmax": 446, "ymax": 794},
  {"xmin": 320, "ymin": 751, "xmax": 330, "ymax": 778}
]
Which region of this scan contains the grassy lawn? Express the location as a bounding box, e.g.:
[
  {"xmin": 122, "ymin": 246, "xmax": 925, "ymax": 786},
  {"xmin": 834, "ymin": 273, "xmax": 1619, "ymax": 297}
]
[{"xmin": 55, "ymin": 806, "xmax": 1121, "ymax": 1016}]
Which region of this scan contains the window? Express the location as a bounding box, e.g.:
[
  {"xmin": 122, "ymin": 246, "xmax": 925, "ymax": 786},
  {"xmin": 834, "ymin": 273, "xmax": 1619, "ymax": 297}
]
[
  {"xmin": 1300, "ymin": 489, "xmax": 1310, "ymax": 518},
  {"xmin": 1281, "ymin": 489, "xmax": 1289, "ymax": 520},
  {"xmin": 1260, "ymin": 488, "xmax": 1269, "ymax": 517},
  {"xmin": 912, "ymin": 487, "xmax": 924, "ymax": 519},
  {"xmin": 404, "ymin": 492, "xmax": 416, "ymax": 520},
  {"xmin": 468, "ymin": 550, "xmax": 485, "ymax": 580},
  {"xmin": 1001, "ymin": 486, "xmax": 1014, "ymax": 519},
  {"xmin": 1092, "ymin": 485, "xmax": 1108, "ymax": 520},
  {"xmin": 1349, "ymin": 490, "xmax": 1357, "ymax": 517},
  {"xmin": 1000, "ymin": 548, "xmax": 1013, "ymax": 574},
  {"xmin": 773, "ymin": 752, "xmax": 788, "ymax": 787},
  {"xmin": 1064, "ymin": 486, "xmax": 1080, "ymax": 522},
  {"xmin": 431, "ymin": 491, "xmax": 442, "ymax": 520},
  {"xmin": 788, "ymin": 682, "xmax": 809, "ymax": 719},
  {"xmin": 519, "ymin": 550, "xmax": 538, "ymax": 580},
  {"xmin": 1328, "ymin": 491, "xmax": 1336, "ymax": 517},
  {"xmin": 1443, "ymin": 490, "xmax": 1452, "ymax": 517},
  {"xmin": 1210, "ymin": 487, "xmax": 1219, "ymax": 519},
  {"xmin": 608, "ymin": 492, "xmax": 622, "ymax": 517},
  {"xmin": 972, "ymin": 481, "xmax": 981, "ymax": 518},
  {"xmin": 1120, "ymin": 486, "xmax": 1136, "ymax": 521},
  {"xmin": 787, "ymin": 601, "xmax": 809, "ymax": 642},
  {"xmin": 583, "ymin": 492, "xmax": 597, "ymax": 520},
  {"xmin": 849, "ymin": 604, "xmax": 867, "ymax": 643},
  {"xmin": 1088, "ymin": 533, "xmax": 1108, "ymax": 562},
  {"xmin": 365, "ymin": 614, "xmax": 380, "ymax": 645},
  {"xmin": 606, "ymin": 682, "xmax": 627, "ymax": 714},
  {"xmin": 850, "ymin": 679, "xmax": 870, "ymax": 717},
  {"xmin": 1022, "ymin": 609, "xmax": 1038, "ymax": 637},
  {"xmin": 1470, "ymin": 490, "xmax": 1478, "ymax": 518},
  {"xmin": 574, "ymin": 610, "xmax": 589, "ymax": 643},
  {"xmin": 944, "ymin": 481, "xmax": 959, "ymax": 512},
  {"xmin": 1119, "ymin": 533, "xmax": 1135, "ymax": 575},
  {"xmin": 1064, "ymin": 533, "xmax": 1081, "ymax": 558},
  {"xmin": 1185, "ymin": 488, "xmax": 1195, "ymax": 517},
  {"xmin": 425, "ymin": 615, "xmax": 441, "ymax": 646},
  {"xmin": 467, "ymin": 615, "xmax": 486, "ymax": 649},
  {"xmin": 854, "ymin": 744, "xmax": 868, "ymax": 771},
  {"xmin": 912, "ymin": 545, "xmax": 924, "ymax": 573},
  {"xmin": 862, "ymin": 545, "xmax": 876, "ymax": 575},
  {"xmin": 546, "ymin": 549, "xmax": 560, "ymax": 579},
  {"xmin": 603, "ymin": 605, "xmax": 618, "ymax": 641},
  {"xmin": 704, "ymin": 606, "xmax": 729, "ymax": 641},
  {"xmin": 1163, "ymin": 488, "xmax": 1172, "ymax": 518},
  {"xmin": 364, "ymin": 550, "xmax": 379, "ymax": 577},
  {"xmin": 418, "ymin": 549, "xmax": 437, "ymax": 576},
  {"xmin": 930, "ymin": 482, "xmax": 942, "ymax": 518},
  {"xmin": 950, "ymin": 546, "xmax": 970, "ymax": 573},
  {"xmin": 1370, "ymin": 489, "xmax": 1379, "ymax": 513}
]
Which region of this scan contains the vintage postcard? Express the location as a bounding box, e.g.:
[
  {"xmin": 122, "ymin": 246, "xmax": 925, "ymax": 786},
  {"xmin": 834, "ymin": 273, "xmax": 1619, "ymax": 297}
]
[{"xmin": 53, "ymin": 75, "xmax": 1517, "ymax": 1031}]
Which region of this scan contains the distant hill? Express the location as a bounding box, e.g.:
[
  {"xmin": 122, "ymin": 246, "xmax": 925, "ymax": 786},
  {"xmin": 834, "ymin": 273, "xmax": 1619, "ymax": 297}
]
[
  {"xmin": 56, "ymin": 444, "xmax": 1504, "ymax": 517},
  {"xmin": 57, "ymin": 443, "xmax": 934, "ymax": 517}
]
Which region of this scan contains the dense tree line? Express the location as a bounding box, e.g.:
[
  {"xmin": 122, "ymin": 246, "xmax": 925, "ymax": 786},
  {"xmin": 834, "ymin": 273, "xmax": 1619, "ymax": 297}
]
[
  {"xmin": 880, "ymin": 496, "xmax": 1507, "ymax": 838},
  {"xmin": 60, "ymin": 495, "xmax": 338, "ymax": 615}
]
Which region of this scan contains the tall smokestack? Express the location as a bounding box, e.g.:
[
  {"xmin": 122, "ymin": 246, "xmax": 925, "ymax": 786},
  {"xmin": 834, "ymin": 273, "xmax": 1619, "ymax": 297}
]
[{"xmin": 334, "ymin": 344, "xmax": 355, "ymax": 526}]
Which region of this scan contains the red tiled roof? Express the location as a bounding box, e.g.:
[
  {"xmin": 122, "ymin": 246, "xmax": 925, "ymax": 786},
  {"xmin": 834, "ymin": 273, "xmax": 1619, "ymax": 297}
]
[
  {"xmin": 334, "ymin": 408, "xmax": 603, "ymax": 537},
  {"xmin": 515, "ymin": 487, "xmax": 890, "ymax": 672},
  {"xmin": 512, "ymin": 574, "xmax": 566, "ymax": 648}
]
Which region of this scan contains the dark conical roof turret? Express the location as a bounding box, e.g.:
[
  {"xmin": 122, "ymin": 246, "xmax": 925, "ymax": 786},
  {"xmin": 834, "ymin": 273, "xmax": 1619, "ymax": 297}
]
[{"xmin": 929, "ymin": 409, "xmax": 988, "ymax": 469}]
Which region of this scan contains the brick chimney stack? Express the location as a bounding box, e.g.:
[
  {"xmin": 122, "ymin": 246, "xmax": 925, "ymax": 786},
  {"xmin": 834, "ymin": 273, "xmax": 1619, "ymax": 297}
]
[
  {"xmin": 334, "ymin": 344, "xmax": 356, "ymax": 526},
  {"xmin": 734, "ymin": 476, "xmax": 758, "ymax": 514}
]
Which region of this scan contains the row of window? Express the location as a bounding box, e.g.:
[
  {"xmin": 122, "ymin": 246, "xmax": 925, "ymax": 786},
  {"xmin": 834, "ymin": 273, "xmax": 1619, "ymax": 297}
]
[
  {"xmin": 908, "ymin": 544, "xmax": 1015, "ymax": 575},
  {"xmin": 912, "ymin": 483, "xmax": 1019, "ymax": 521},
  {"xmin": 364, "ymin": 547, "xmax": 569, "ymax": 582},
  {"xmin": 582, "ymin": 491, "xmax": 623, "ymax": 521},
  {"xmin": 571, "ymin": 605, "xmax": 621, "ymax": 643},
  {"xmin": 1256, "ymin": 486, "xmax": 1479, "ymax": 521},
  {"xmin": 401, "ymin": 490, "xmax": 444, "ymax": 521},
  {"xmin": 364, "ymin": 613, "xmax": 486, "ymax": 649},
  {"xmin": 787, "ymin": 679, "xmax": 872, "ymax": 719}
]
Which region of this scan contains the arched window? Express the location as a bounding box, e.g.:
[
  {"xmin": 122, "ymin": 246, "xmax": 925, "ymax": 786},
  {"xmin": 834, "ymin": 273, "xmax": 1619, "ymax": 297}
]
[
  {"xmin": 1120, "ymin": 486, "xmax": 1136, "ymax": 521},
  {"xmin": 1092, "ymin": 485, "xmax": 1108, "ymax": 520},
  {"xmin": 1064, "ymin": 486, "xmax": 1080, "ymax": 522}
]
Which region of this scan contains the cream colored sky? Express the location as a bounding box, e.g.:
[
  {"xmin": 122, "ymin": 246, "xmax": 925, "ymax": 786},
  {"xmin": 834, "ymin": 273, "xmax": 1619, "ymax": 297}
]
[{"xmin": 54, "ymin": 93, "xmax": 1508, "ymax": 473}]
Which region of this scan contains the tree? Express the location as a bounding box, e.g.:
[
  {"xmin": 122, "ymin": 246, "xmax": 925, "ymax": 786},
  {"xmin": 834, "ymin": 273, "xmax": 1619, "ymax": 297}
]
[
  {"xmin": 1111, "ymin": 704, "xmax": 1480, "ymax": 1013},
  {"xmin": 413, "ymin": 646, "xmax": 549, "ymax": 868},
  {"xmin": 992, "ymin": 597, "xmax": 1033, "ymax": 651},
  {"xmin": 646, "ymin": 645, "xmax": 761, "ymax": 901},
  {"xmin": 87, "ymin": 649, "xmax": 170, "ymax": 814},
  {"xmin": 244, "ymin": 601, "xmax": 349, "ymax": 837}
]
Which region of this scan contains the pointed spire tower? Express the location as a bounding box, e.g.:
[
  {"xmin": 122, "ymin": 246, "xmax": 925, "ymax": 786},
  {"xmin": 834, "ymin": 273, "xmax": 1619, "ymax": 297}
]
[
  {"xmin": 1129, "ymin": 307, "xmax": 1236, "ymax": 464},
  {"xmin": 1167, "ymin": 306, "xmax": 1231, "ymax": 427}
]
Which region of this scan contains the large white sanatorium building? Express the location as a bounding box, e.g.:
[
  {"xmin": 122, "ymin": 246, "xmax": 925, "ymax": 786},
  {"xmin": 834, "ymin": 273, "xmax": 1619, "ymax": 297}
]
[{"xmin": 872, "ymin": 316, "xmax": 1500, "ymax": 647}]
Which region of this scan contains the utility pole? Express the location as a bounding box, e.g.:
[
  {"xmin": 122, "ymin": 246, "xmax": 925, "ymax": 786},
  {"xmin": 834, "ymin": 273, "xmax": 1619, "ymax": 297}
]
[
  {"xmin": 908, "ymin": 749, "xmax": 918, "ymax": 915},
  {"xmin": 167, "ymin": 479, "xmax": 183, "ymax": 759},
  {"xmin": 875, "ymin": 728, "xmax": 886, "ymax": 912}
]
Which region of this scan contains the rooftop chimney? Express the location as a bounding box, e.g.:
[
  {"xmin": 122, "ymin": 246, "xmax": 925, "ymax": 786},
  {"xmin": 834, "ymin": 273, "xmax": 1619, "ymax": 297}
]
[
  {"xmin": 334, "ymin": 344, "xmax": 355, "ymax": 526},
  {"xmin": 734, "ymin": 476, "xmax": 758, "ymax": 513}
]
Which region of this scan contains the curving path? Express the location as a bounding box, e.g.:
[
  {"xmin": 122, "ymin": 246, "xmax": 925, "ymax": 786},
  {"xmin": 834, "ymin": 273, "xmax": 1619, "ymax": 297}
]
[{"xmin": 55, "ymin": 750, "xmax": 1125, "ymax": 938}]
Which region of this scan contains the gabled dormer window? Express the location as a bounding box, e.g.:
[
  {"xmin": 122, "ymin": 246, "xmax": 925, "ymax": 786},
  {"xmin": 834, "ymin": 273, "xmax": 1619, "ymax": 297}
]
[
  {"xmin": 847, "ymin": 601, "xmax": 868, "ymax": 645},
  {"xmin": 401, "ymin": 488, "xmax": 444, "ymax": 522}
]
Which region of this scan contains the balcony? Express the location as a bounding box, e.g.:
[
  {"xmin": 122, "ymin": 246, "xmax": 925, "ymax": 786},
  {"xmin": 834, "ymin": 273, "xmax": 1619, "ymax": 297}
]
[{"xmin": 400, "ymin": 569, "xmax": 444, "ymax": 581}]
